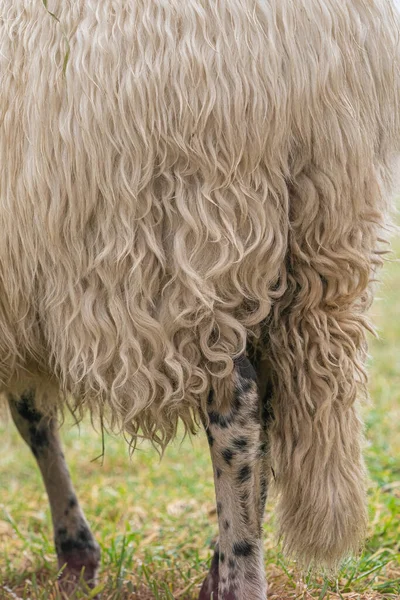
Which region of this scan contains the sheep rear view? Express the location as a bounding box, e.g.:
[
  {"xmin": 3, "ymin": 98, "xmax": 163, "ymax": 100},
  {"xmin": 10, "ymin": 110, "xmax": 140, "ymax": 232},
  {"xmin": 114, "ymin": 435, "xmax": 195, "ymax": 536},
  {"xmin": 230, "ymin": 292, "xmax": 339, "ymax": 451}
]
[{"xmin": 1, "ymin": 0, "xmax": 400, "ymax": 598}]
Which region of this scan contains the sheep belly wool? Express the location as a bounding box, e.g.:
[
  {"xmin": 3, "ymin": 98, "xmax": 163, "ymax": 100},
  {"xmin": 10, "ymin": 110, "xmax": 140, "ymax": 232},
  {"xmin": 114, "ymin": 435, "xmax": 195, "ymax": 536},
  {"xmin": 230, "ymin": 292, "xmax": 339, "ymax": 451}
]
[{"xmin": 1, "ymin": 0, "xmax": 399, "ymax": 568}]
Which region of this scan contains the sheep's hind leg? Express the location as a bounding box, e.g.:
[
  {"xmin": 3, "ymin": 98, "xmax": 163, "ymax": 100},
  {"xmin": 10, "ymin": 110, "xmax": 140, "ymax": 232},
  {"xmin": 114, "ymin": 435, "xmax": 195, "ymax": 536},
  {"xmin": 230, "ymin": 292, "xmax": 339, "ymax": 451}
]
[
  {"xmin": 199, "ymin": 356, "xmax": 268, "ymax": 600},
  {"xmin": 8, "ymin": 390, "xmax": 100, "ymax": 593}
]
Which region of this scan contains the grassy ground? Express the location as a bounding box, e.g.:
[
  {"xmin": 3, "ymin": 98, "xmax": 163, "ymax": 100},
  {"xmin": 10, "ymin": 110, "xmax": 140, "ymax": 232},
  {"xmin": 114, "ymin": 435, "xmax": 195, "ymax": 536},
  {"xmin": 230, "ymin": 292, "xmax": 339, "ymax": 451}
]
[{"xmin": 0, "ymin": 233, "xmax": 399, "ymax": 600}]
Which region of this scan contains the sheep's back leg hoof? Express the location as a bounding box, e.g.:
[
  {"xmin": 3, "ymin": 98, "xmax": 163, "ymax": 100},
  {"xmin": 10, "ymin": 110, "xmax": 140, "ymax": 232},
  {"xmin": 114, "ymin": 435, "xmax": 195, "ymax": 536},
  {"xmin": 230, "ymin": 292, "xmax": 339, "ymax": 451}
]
[
  {"xmin": 56, "ymin": 517, "xmax": 101, "ymax": 594},
  {"xmin": 57, "ymin": 548, "xmax": 101, "ymax": 596},
  {"xmin": 198, "ymin": 549, "xmax": 237, "ymax": 600},
  {"xmin": 199, "ymin": 550, "xmax": 219, "ymax": 600}
]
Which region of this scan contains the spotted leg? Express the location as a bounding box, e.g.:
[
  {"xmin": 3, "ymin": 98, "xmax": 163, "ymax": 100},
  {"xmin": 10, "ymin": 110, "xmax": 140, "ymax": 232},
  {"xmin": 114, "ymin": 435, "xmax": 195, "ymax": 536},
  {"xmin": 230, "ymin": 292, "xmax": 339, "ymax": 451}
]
[
  {"xmin": 8, "ymin": 390, "xmax": 100, "ymax": 594},
  {"xmin": 199, "ymin": 355, "xmax": 270, "ymax": 600}
]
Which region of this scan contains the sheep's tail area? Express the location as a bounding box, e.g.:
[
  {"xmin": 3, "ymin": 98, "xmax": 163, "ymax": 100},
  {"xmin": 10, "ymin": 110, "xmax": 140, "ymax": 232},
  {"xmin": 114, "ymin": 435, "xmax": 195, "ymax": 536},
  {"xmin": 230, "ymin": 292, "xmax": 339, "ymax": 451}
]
[
  {"xmin": 264, "ymin": 1, "xmax": 400, "ymax": 568},
  {"xmin": 1, "ymin": 0, "xmax": 400, "ymax": 571}
]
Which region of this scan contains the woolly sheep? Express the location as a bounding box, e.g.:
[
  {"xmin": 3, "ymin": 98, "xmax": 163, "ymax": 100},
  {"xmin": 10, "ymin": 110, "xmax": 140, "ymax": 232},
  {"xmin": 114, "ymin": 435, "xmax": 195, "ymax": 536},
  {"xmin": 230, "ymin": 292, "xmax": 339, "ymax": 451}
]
[{"xmin": 1, "ymin": 1, "xmax": 400, "ymax": 598}]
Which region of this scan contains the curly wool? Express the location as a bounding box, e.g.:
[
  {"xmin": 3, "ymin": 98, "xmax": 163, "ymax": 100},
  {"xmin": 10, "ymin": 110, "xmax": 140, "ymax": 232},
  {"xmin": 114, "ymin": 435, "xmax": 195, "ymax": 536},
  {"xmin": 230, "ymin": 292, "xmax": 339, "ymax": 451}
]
[{"xmin": 1, "ymin": 0, "xmax": 399, "ymax": 568}]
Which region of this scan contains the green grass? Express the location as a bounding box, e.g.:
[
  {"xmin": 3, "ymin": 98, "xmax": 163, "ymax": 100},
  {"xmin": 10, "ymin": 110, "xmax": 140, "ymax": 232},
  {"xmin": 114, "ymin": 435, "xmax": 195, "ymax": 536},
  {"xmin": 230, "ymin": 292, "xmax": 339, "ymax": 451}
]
[{"xmin": 1, "ymin": 233, "xmax": 399, "ymax": 600}]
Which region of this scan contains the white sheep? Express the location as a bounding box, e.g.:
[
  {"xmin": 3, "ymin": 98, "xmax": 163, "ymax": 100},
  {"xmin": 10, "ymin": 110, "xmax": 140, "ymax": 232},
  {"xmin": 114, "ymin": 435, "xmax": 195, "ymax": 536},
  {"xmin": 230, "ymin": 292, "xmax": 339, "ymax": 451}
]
[{"xmin": 1, "ymin": 1, "xmax": 400, "ymax": 598}]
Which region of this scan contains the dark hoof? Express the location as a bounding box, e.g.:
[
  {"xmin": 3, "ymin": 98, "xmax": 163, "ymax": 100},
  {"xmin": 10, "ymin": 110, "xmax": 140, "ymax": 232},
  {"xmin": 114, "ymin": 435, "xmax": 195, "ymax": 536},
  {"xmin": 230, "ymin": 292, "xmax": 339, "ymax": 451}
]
[
  {"xmin": 199, "ymin": 551, "xmax": 237, "ymax": 600},
  {"xmin": 57, "ymin": 546, "xmax": 101, "ymax": 597},
  {"xmin": 199, "ymin": 551, "xmax": 219, "ymax": 600}
]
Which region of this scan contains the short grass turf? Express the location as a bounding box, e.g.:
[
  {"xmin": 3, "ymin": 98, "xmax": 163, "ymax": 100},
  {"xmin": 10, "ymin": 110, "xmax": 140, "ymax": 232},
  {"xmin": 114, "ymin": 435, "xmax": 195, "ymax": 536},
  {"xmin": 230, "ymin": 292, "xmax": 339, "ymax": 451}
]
[{"xmin": 0, "ymin": 231, "xmax": 399, "ymax": 600}]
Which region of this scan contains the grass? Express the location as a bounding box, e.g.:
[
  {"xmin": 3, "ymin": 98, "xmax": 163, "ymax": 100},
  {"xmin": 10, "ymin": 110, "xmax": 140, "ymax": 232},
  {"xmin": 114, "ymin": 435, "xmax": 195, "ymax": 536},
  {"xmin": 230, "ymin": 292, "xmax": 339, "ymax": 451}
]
[{"xmin": 0, "ymin": 231, "xmax": 399, "ymax": 600}]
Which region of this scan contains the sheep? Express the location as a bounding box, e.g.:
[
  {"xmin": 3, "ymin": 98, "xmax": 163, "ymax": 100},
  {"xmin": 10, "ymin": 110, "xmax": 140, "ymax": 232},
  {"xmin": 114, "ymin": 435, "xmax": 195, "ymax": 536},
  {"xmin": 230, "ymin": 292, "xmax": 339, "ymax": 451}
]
[{"xmin": 1, "ymin": 0, "xmax": 400, "ymax": 598}]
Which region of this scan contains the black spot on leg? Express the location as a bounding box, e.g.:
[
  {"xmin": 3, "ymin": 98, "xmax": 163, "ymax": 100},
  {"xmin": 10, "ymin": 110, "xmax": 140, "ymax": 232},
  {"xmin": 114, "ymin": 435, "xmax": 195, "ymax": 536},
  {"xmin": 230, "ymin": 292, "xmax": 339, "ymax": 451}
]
[
  {"xmin": 12, "ymin": 391, "xmax": 52, "ymax": 457},
  {"xmin": 209, "ymin": 411, "xmax": 228, "ymax": 428},
  {"xmin": 205, "ymin": 427, "xmax": 214, "ymax": 447},
  {"xmin": 233, "ymin": 540, "xmax": 254, "ymax": 557},
  {"xmin": 15, "ymin": 391, "xmax": 41, "ymax": 423},
  {"xmin": 68, "ymin": 496, "xmax": 77, "ymax": 509},
  {"xmin": 232, "ymin": 437, "xmax": 248, "ymax": 451},
  {"xmin": 29, "ymin": 424, "xmax": 49, "ymax": 455},
  {"xmin": 220, "ymin": 552, "xmax": 225, "ymax": 563},
  {"xmin": 207, "ymin": 392, "xmax": 242, "ymax": 429},
  {"xmin": 217, "ymin": 502, "xmax": 223, "ymax": 516},
  {"xmin": 222, "ymin": 448, "xmax": 235, "ymax": 465},
  {"xmin": 224, "ymin": 520, "xmax": 230, "ymax": 530},
  {"xmin": 216, "ymin": 468, "xmax": 222, "ymax": 479},
  {"xmin": 237, "ymin": 464, "xmax": 252, "ymax": 484},
  {"xmin": 59, "ymin": 538, "xmax": 80, "ymax": 554},
  {"xmin": 56, "ymin": 522, "xmax": 97, "ymax": 555},
  {"xmin": 78, "ymin": 527, "xmax": 92, "ymax": 545}
]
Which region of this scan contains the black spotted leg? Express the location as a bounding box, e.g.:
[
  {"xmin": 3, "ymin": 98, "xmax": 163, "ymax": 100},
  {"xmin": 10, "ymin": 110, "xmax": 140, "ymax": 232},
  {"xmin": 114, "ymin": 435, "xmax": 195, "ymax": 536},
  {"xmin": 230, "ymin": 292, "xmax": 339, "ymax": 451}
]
[
  {"xmin": 199, "ymin": 356, "xmax": 268, "ymax": 600},
  {"xmin": 8, "ymin": 391, "xmax": 100, "ymax": 594}
]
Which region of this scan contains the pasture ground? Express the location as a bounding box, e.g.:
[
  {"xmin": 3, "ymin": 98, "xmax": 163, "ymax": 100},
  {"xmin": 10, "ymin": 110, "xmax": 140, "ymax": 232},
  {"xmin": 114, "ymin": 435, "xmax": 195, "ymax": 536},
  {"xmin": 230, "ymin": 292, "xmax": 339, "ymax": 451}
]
[{"xmin": 0, "ymin": 231, "xmax": 399, "ymax": 600}]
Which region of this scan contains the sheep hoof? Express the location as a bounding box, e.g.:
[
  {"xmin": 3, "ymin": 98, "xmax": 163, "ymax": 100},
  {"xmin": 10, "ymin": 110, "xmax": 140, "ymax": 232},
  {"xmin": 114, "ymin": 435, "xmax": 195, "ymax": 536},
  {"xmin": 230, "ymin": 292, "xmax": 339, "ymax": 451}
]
[
  {"xmin": 199, "ymin": 552, "xmax": 237, "ymax": 600},
  {"xmin": 199, "ymin": 551, "xmax": 219, "ymax": 599},
  {"xmin": 57, "ymin": 546, "xmax": 101, "ymax": 598}
]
